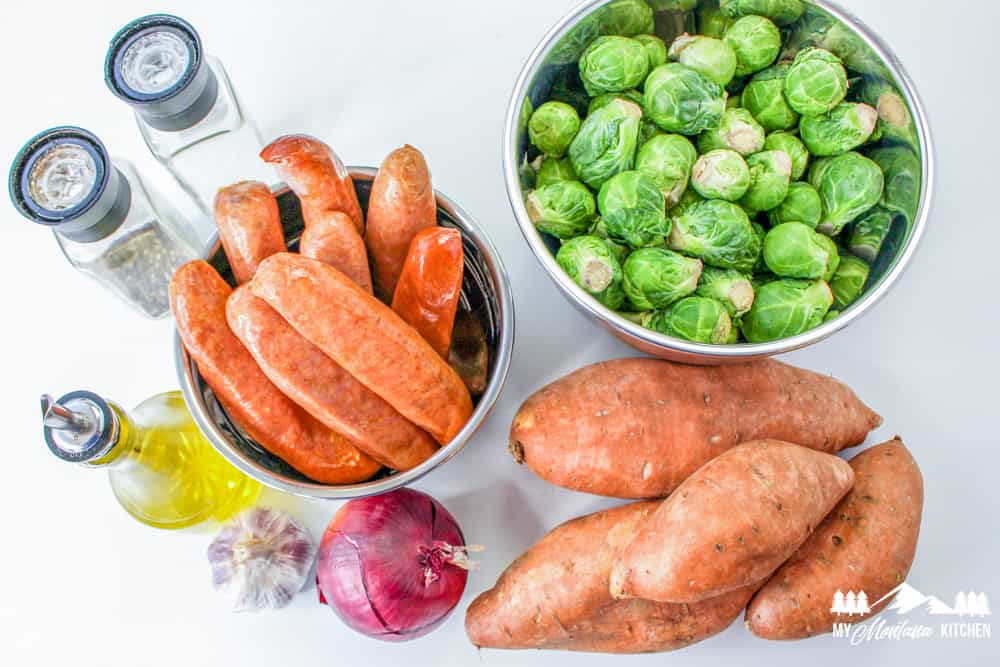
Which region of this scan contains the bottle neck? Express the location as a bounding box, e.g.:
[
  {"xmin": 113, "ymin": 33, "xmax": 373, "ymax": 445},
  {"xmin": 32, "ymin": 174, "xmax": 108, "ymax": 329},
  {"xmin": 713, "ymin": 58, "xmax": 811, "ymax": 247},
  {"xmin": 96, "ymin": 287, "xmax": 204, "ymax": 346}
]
[
  {"xmin": 54, "ymin": 166, "xmax": 133, "ymax": 243},
  {"xmin": 87, "ymin": 405, "xmax": 137, "ymax": 468}
]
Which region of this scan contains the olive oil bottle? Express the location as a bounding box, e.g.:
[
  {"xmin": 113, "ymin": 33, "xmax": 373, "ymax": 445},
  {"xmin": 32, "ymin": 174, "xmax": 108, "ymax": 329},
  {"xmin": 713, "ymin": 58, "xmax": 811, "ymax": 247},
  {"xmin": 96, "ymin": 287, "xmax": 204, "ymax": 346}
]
[{"xmin": 42, "ymin": 390, "xmax": 260, "ymax": 529}]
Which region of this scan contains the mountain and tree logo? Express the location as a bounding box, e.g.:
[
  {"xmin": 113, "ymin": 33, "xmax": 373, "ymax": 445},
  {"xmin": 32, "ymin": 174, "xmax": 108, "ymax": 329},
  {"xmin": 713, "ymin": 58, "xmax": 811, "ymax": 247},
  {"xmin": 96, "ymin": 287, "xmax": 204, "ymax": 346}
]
[{"xmin": 831, "ymin": 583, "xmax": 991, "ymax": 618}]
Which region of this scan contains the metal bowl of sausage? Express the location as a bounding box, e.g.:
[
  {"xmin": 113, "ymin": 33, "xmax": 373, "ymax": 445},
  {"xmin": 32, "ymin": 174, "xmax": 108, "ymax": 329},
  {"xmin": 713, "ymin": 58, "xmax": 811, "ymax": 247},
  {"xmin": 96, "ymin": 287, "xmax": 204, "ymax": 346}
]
[
  {"xmin": 504, "ymin": 0, "xmax": 933, "ymax": 364},
  {"xmin": 175, "ymin": 167, "xmax": 515, "ymax": 499}
]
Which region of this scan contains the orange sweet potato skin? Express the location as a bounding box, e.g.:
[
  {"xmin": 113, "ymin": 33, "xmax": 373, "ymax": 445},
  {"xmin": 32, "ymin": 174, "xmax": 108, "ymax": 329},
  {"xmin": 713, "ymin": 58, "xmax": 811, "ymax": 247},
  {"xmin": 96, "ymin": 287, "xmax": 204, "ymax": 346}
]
[
  {"xmin": 745, "ymin": 438, "xmax": 923, "ymax": 640},
  {"xmin": 510, "ymin": 358, "xmax": 881, "ymax": 499},
  {"xmin": 611, "ymin": 440, "xmax": 855, "ymax": 604},
  {"xmin": 465, "ymin": 502, "xmax": 753, "ymax": 654}
]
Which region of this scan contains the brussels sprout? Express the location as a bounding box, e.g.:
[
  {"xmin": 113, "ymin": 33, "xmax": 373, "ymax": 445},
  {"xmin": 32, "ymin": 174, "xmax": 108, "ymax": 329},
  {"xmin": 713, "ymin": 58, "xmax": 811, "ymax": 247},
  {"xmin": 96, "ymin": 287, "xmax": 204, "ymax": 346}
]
[
  {"xmin": 823, "ymin": 309, "xmax": 839, "ymax": 323},
  {"xmin": 644, "ymin": 63, "xmax": 727, "ymax": 136},
  {"xmin": 635, "ymin": 133, "xmax": 698, "ymax": 207},
  {"xmin": 691, "ymin": 149, "xmax": 751, "ymax": 201},
  {"xmin": 783, "ymin": 47, "xmax": 848, "ymax": 116},
  {"xmin": 695, "ymin": 266, "xmax": 756, "ymax": 317},
  {"xmin": 697, "ymin": 108, "xmax": 766, "ymax": 156},
  {"xmin": 623, "ymin": 247, "xmax": 703, "ymax": 310},
  {"xmin": 799, "ymin": 103, "xmax": 878, "ymax": 157},
  {"xmin": 816, "ymin": 233, "xmax": 841, "ymax": 281},
  {"xmin": 857, "ymin": 79, "xmax": 920, "ymax": 153},
  {"xmin": 724, "ymin": 15, "xmax": 781, "ymax": 77},
  {"xmin": 867, "ymin": 145, "xmax": 921, "ymax": 226},
  {"xmin": 740, "ymin": 149, "xmax": 792, "ymax": 212},
  {"xmin": 599, "ymin": 0, "xmax": 655, "ymax": 36},
  {"xmin": 580, "ymin": 36, "xmax": 651, "ymax": 96},
  {"xmin": 698, "ymin": 1, "xmax": 736, "ymax": 39},
  {"xmin": 807, "ymin": 156, "xmax": 833, "ymax": 190},
  {"xmin": 740, "ymin": 278, "xmax": 833, "ymax": 342},
  {"xmin": 588, "ymin": 90, "xmax": 645, "ymax": 115},
  {"xmin": 751, "ymin": 221, "xmax": 767, "ymax": 271},
  {"xmin": 556, "ymin": 235, "xmax": 627, "ymax": 308},
  {"xmin": 536, "ymin": 156, "xmax": 578, "ymax": 188},
  {"xmin": 635, "ymin": 34, "xmax": 669, "ymax": 69},
  {"xmin": 829, "ymin": 254, "xmax": 869, "ymax": 310},
  {"xmin": 548, "ymin": 12, "xmax": 602, "ymax": 65},
  {"xmin": 764, "ymin": 131, "xmax": 809, "ymax": 180},
  {"xmin": 569, "ymin": 98, "xmax": 643, "ymax": 190},
  {"xmin": 669, "ymin": 188, "xmax": 705, "ymax": 217},
  {"xmin": 589, "ymin": 218, "xmax": 631, "ymax": 263},
  {"xmin": 528, "ymin": 102, "xmax": 581, "ymax": 158},
  {"xmin": 720, "ymin": 0, "xmax": 804, "ymax": 25},
  {"xmin": 763, "ymin": 222, "xmax": 840, "ymax": 279},
  {"xmin": 818, "ymin": 22, "xmax": 893, "ymax": 80},
  {"xmin": 526, "ymin": 181, "xmax": 597, "ymax": 239},
  {"xmin": 598, "ymin": 170, "xmax": 670, "ymax": 248},
  {"xmin": 667, "ymin": 33, "xmax": 738, "ymax": 87},
  {"xmin": 768, "ymin": 181, "xmax": 822, "ymax": 228},
  {"xmin": 847, "ymin": 206, "xmax": 894, "ymax": 262},
  {"xmin": 645, "ymin": 296, "xmax": 733, "ymax": 344},
  {"xmin": 813, "ymin": 152, "xmax": 884, "ymax": 236},
  {"xmin": 650, "ymin": 0, "xmax": 699, "ymax": 9},
  {"xmin": 742, "ymin": 65, "xmax": 799, "ymax": 132},
  {"xmin": 669, "ymin": 199, "xmax": 760, "ymax": 272}
]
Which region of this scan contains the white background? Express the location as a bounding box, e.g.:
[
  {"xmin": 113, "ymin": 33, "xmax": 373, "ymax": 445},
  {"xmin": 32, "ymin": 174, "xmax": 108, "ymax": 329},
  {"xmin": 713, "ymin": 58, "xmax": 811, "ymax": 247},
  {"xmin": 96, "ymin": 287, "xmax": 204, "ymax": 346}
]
[{"xmin": 2, "ymin": 0, "xmax": 998, "ymax": 664}]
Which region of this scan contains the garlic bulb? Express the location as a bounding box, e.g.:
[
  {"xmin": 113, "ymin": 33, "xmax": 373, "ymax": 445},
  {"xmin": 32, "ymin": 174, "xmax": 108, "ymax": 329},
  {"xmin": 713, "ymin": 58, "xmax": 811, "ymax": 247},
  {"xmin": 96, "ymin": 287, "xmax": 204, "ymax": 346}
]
[{"xmin": 207, "ymin": 507, "xmax": 315, "ymax": 612}]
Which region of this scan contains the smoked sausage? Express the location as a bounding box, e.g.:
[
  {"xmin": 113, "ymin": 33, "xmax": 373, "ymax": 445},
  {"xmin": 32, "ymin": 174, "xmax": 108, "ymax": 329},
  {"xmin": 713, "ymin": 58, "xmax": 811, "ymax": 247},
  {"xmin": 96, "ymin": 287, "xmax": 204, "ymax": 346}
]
[
  {"xmin": 299, "ymin": 211, "xmax": 373, "ymax": 293},
  {"xmin": 214, "ymin": 181, "xmax": 286, "ymax": 284}
]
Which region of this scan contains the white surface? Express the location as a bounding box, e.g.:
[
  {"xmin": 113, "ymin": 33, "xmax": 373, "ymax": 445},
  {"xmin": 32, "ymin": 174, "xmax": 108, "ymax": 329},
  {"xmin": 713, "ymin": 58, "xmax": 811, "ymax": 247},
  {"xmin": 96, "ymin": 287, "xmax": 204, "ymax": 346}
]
[{"xmin": 2, "ymin": 0, "xmax": 998, "ymax": 664}]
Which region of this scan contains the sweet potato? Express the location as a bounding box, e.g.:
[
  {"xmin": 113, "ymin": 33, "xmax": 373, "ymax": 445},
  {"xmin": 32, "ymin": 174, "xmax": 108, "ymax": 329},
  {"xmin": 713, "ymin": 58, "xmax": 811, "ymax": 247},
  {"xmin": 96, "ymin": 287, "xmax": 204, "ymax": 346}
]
[
  {"xmin": 466, "ymin": 502, "xmax": 754, "ymax": 654},
  {"xmin": 611, "ymin": 440, "xmax": 855, "ymax": 604},
  {"xmin": 745, "ymin": 438, "xmax": 923, "ymax": 639},
  {"xmin": 510, "ymin": 357, "xmax": 881, "ymax": 499}
]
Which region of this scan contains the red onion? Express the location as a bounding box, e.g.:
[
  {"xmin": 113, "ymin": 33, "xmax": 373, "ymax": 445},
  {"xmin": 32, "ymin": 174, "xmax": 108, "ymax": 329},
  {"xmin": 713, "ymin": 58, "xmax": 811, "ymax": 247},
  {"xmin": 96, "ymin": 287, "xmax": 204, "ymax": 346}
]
[{"xmin": 317, "ymin": 488, "xmax": 478, "ymax": 641}]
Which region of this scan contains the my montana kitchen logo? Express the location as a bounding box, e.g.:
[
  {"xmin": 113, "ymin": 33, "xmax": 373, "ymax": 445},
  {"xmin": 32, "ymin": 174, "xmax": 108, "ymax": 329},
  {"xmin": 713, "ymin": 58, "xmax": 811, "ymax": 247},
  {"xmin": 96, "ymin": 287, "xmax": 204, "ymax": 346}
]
[{"xmin": 832, "ymin": 583, "xmax": 992, "ymax": 644}]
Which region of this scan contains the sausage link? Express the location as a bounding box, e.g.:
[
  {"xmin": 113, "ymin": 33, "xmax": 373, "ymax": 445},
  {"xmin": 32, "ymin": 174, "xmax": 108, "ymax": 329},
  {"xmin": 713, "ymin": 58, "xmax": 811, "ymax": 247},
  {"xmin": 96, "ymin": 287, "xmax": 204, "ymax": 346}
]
[
  {"xmin": 227, "ymin": 286, "xmax": 437, "ymax": 470},
  {"xmin": 214, "ymin": 181, "xmax": 286, "ymax": 284},
  {"xmin": 391, "ymin": 227, "xmax": 464, "ymax": 358},
  {"xmin": 365, "ymin": 145, "xmax": 437, "ymax": 299},
  {"xmin": 300, "ymin": 211, "xmax": 373, "ymax": 293},
  {"xmin": 250, "ymin": 253, "xmax": 472, "ymax": 444},
  {"xmin": 170, "ymin": 260, "xmax": 381, "ymax": 483}
]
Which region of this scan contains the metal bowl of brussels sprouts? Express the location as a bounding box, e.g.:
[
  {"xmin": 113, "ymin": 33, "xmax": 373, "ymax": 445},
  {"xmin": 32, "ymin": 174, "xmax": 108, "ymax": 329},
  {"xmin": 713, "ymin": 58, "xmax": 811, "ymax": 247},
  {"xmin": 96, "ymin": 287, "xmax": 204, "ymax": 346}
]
[{"xmin": 504, "ymin": 0, "xmax": 932, "ymax": 363}]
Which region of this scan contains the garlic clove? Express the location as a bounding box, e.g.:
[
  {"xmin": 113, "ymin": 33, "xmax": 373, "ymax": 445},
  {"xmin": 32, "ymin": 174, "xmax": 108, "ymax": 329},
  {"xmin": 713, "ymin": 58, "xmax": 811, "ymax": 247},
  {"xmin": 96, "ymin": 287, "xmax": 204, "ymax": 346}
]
[{"xmin": 207, "ymin": 507, "xmax": 316, "ymax": 612}]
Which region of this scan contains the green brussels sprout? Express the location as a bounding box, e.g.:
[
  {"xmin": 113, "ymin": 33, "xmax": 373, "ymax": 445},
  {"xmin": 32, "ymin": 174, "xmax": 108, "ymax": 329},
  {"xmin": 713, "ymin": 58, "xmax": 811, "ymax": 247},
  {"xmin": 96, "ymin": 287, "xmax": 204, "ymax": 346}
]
[
  {"xmin": 847, "ymin": 206, "xmax": 894, "ymax": 262},
  {"xmin": 783, "ymin": 47, "xmax": 848, "ymax": 116},
  {"xmin": 644, "ymin": 296, "xmax": 733, "ymax": 344},
  {"xmin": 535, "ymin": 156, "xmax": 578, "ymax": 188},
  {"xmin": 635, "ymin": 34, "xmax": 669, "ymax": 69},
  {"xmin": 697, "ymin": 108, "xmax": 766, "ymax": 156},
  {"xmin": 751, "ymin": 221, "xmax": 767, "ymax": 271},
  {"xmin": 635, "ymin": 133, "xmax": 698, "ymax": 207},
  {"xmin": 695, "ymin": 266, "xmax": 756, "ymax": 317},
  {"xmin": 829, "ymin": 254, "xmax": 870, "ymax": 310},
  {"xmin": 698, "ymin": 1, "xmax": 736, "ymax": 39},
  {"xmin": 598, "ymin": 170, "xmax": 670, "ymax": 248},
  {"xmin": 669, "ymin": 199, "xmax": 760, "ymax": 272},
  {"xmin": 528, "ymin": 102, "xmax": 581, "ymax": 158},
  {"xmin": 740, "ymin": 149, "xmax": 792, "ymax": 212},
  {"xmin": 526, "ymin": 181, "xmax": 597, "ymax": 239},
  {"xmin": 818, "ymin": 22, "xmax": 893, "ymax": 81},
  {"xmin": 588, "ymin": 90, "xmax": 645, "ymax": 115},
  {"xmin": 548, "ymin": 12, "xmax": 602, "ymax": 65},
  {"xmin": 813, "ymin": 152, "xmax": 884, "ymax": 236},
  {"xmin": 740, "ymin": 278, "xmax": 833, "ymax": 342},
  {"xmin": 720, "ymin": 0, "xmax": 804, "ymax": 25},
  {"xmin": 599, "ymin": 0, "xmax": 655, "ymax": 36},
  {"xmin": 668, "ymin": 187, "xmax": 705, "ymax": 217},
  {"xmin": 823, "ymin": 309, "xmax": 839, "ymax": 323},
  {"xmin": 556, "ymin": 235, "xmax": 627, "ymax": 309},
  {"xmin": 799, "ymin": 103, "xmax": 878, "ymax": 157},
  {"xmin": 768, "ymin": 181, "xmax": 822, "ymax": 227},
  {"xmin": 764, "ymin": 131, "xmax": 809, "ymax": 179},
  {"xmin": 724, "ymin": 15, "xmax": 781, "ymax": 77},
  {"xmin": 857, "ymin": 79, "xmax": 920, "ymax": 153},
  {"xmin": 691, "ymin": 149, "xmax": 751, "ymax": 201},
  {"xmin": 816, "ymin": 233, "xmax": 841, "ymax": 281},
  {"xmin": 742, "ymin": 64, "xmax": 800, "ymax": 132},
  {"xmin": 763, "ymin": 222, "xmax": 840, "ymax": 279},
  {"xmin": 580, "ymin": 36, "xmax": 651, "ymax": 96},
  {"xmin": 650, "ymin": 0, "xmax": 699, "ymax": 10},
  {"xmin": 667, "ymin": 33, "xmax": 738, "ymax": 87},
  {"xmin": 569, "ymin": 98, "xmax": 643, "ymax": 190},
  {"xmin": 807, "ymin": 156, "xmax": 833, "ymax": 190},
  {"xmin": 644, "ymin": 63, "xmax": 727, "ymax": 136},
  {"xmin": 589, "ymin": 218, "xmax": 631, "ymax": 263},
  {"xmin": 867, "ymin": 145, "xmax": 921, "ymax": 226},
  {"xmin": 623, "ymin": 247, "xmax": 703, "ymax": 310}
]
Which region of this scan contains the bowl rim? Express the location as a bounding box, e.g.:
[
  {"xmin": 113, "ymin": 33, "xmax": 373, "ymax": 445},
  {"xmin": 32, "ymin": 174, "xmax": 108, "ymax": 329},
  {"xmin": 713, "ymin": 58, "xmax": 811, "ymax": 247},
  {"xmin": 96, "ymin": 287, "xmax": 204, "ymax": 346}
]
[
  {"xmin": 502, "ymin": 0, "xmax": 934, "ymax": 359},
  {"xmin": 175, "ymin": 166, "xmax": 516, "ymax": 500}
]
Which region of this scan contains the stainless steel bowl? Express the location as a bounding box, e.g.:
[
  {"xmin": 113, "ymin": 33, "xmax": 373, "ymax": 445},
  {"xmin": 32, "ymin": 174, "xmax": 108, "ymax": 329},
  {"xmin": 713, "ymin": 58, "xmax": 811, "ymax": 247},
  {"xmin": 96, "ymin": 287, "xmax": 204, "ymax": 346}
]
[
  {"xmin": 175, "ymin": 167, "xmax": 515, "ymax": 499},
  {"xmin": 504, "ymin": 0, "xmax": 933, "ymax": 364}
]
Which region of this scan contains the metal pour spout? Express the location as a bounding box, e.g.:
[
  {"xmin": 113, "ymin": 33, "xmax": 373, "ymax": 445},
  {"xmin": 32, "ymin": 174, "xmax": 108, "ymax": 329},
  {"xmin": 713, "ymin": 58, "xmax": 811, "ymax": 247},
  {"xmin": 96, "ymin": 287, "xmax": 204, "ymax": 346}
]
[{"xmin": 41, "ymin": 394, "xmax": 94, "ymax": 432}]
